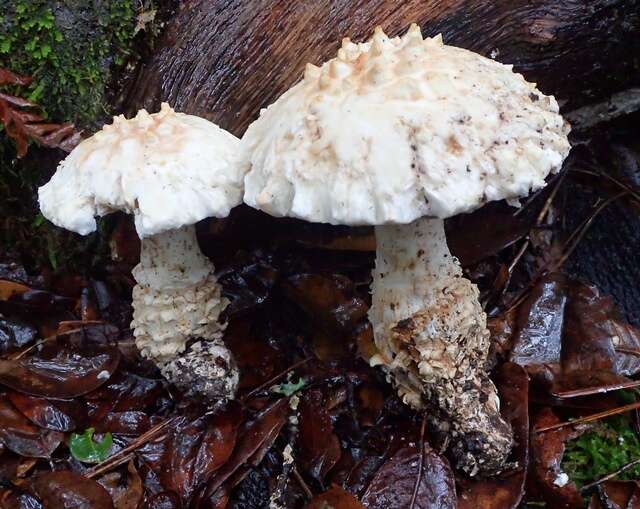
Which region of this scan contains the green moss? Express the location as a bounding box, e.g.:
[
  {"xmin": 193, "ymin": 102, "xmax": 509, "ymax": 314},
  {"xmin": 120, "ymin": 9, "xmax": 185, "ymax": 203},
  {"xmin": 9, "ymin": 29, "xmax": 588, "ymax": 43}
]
[
  {"xmin": 0, "ymin": 0, "xmax": 137, "ymax": 128},
  {"xmin": 563, "ymin": 416, "xmax": 640, "ymax": 486},
  {"xmin": 0, "ymin": 1, "xmax": 152, "ymax": 272}
]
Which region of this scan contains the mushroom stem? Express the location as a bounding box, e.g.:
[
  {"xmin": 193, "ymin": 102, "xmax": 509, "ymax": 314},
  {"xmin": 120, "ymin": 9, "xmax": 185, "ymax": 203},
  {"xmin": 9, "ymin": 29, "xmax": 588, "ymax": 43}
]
[
  {"xmin": 131, "ymin": 224, "xmax": 238, "ymax": 400},
  {"xmin": 369, "ymin": 216, "xmax": 513, "ymax": 476}
]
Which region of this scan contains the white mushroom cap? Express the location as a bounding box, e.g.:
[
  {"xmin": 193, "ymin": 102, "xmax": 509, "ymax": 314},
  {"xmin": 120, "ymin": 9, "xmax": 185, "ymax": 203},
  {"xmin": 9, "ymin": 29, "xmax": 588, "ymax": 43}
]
[
  {"xmin": 243, "ymin": 25, "xmax": 571, "ymax": 225},
  {"xmin": 39, "ymin": 103, "xmax": 244, "ymax": 238}
]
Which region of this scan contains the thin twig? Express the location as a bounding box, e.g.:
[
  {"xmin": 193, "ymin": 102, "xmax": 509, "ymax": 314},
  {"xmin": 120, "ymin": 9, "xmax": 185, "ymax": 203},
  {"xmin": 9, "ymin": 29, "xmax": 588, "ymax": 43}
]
[
  {"xmin": 534, "ymin": 401, "xmax": 640, "ymax": 433},
  {"xmin": 571, "ymin": 168, "xmax": 640, "ymax": 204},
  {"xmin": 580, "ymin": 457, "xmax": 640, "ymax": 492},
  {"xmin": 11, "ymin": 322, "xmax": 105, "ymax": 360},
  {"xmin": 241, "ymin": 358, "xmax": 310, "ymax": 401},
  {"xmin": 616, "ymin": 347, "xmax": 640, "ymax": 357},
  {"xmin": 409, "ymin": 414, "xmax": 427, "ymax": 509},
  {"xmin": 500, "ymin": 173, "xmax": 566, "ymax": 299},
  {"xmin": 85, "ymin": 417, "xmax": 177, "ymax": 478},
  {"xmin": 504, "ymin": 190, "xmax": 629, "ymax": 314},
  {"xmin": 549, "ymin": 191, "xmax": 628, "ymax": 272},
  {"xmin": 86, "ymin": 453, "xmax": 135, "ymax": 479},
  {"xmin": 291, "ymin": 465, "xmax": 313, "ymax": 500},
  {"xmin": 551, "ymin": 379, "xmax": 640, "ymax": 399}
]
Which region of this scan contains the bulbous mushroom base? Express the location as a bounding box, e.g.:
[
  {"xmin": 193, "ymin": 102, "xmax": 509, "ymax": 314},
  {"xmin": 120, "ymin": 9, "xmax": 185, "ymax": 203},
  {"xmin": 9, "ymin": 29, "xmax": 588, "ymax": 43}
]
[
  {"xmin": 379, "ymin": 277, "xmax": 513, "ymax": 476},
  {"xmin": 160, "ymin": 339, "xmax": 239, "ymax": 401},
  {"xmin": 370, "ymin": 217, "xmax": 513, "ymax": 476}
]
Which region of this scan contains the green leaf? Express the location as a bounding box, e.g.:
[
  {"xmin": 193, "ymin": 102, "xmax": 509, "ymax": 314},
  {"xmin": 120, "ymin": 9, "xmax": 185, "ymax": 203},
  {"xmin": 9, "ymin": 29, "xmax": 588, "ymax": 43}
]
[
  {"xmin": 272, "ymin": 378, "xmax": 306, "ymax": 397},
  {"xmin": 69, "ymin": 427, "xmax": 112, "ymax": 464}
]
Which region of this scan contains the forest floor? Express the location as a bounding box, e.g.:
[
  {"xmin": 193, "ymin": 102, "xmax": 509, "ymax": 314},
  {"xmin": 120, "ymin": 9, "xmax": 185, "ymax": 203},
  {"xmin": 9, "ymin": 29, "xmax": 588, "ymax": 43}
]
[{"xmin": 2, "ymin": 3, "xmax": 640, "ymax": 509}]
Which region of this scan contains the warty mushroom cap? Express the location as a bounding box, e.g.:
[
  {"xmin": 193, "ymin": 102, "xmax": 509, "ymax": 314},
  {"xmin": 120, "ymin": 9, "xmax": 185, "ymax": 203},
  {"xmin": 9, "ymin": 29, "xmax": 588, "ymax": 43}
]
[
  {"xmin": 39, "ymin": 103, "xmax": 244, "ymax": 238},
  {"xmin": 242, "ymin": 25, "xmax": 571, "ymax": 225}
]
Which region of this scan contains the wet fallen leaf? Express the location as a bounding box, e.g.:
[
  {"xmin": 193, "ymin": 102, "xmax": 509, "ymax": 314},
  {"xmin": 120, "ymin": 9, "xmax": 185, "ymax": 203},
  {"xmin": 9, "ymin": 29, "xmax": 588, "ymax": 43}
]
[
  {"xmin": 361, "ymin": 441, "xmax": 456, "ymax": 509},
  {"xmin": 509, "ymin": 273, "xmax": 568, "ymax": 367},
  {"xmin": 27, "ymin": 471, "xmax": 114, "ymax": 509},
  {"xmin": 84, "ymin": 371, "xmax": 166, "ymax": 422},
  {"xmin": 0, "ymin": 398, "xmax": 63, "ymax": 457},
  {"xmin": 457, "ymin": 363, "xmax": 530, "ymax": 509},
  {"xmin": 97, "ymin": 461, "xmax": 143, "ymax": 509},
  {"xmin": 0, "ymin": 344, "xmax": 120, "ymax": 399},
  {"xmin": 529, "ymin": 407, "xmax": 587, "ymax": 508},
  {"xmin": 160, "ymin": 408, "xmax": 241, "ymax": 504},
  {"xmin": 486, "ymin": 310, "xmax": 517, "ymax": 368},
  {"xmin": 144, "ymin": 491, "xmax": 181, "ymax": 508},
  {"xmin": 446, "ymin": 201, "xmax": 535, "ymax": 267},
  {"xmin": 94, "ymin": 411, "xmax": 150, "ymax": 436},
  {"xmin": 299, "ymin": 389, "xmax": 342, "ymax": 483},
  {"xmin": 283, "ymin": 273, "xmax": 368, "ymax": 334},
  {"xmin": 0, "ymin": 316, "xmax": 37, "ymax": 355},
  {"xmin": 7, "ymin": 391, "xmax": 77, "ymax": 431},
  {"xmin": 204, "ymin": 398, "xmax": 288, "ymax": 499},
  {"xmin": 589, "ymin": 480, "xmax": 640, "ymax": 509},
  {"xmin": 305, "ymin": 485, "xmax": 364, "ymax": 509},
  {"xmin": 563, "ymin": 282, "xmax": 640, "ymax": 377},
  {"xmin": 0, "ymin": 280, "xmax": 30, "ymax": 301}
]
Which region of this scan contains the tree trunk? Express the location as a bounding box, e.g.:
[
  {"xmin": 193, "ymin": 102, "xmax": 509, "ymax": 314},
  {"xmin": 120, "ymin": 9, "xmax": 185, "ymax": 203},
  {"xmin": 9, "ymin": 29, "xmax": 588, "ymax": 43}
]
[{"xmin": 125, "ymin": 0, "xmax": 640, "ymax": 136}]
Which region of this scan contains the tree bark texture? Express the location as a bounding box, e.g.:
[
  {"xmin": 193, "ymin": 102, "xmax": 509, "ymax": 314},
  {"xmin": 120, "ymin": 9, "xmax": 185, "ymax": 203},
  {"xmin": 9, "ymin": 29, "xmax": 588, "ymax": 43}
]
[{"xmin": 126, "ymin": 0, "xmax": 640, "ymax": 136}]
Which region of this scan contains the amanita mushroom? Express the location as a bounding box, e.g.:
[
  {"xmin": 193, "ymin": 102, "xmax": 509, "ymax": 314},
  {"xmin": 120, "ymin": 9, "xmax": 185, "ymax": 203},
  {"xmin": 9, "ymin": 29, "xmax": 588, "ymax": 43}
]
[
  {"xmin": 38, "ymin": 103, "xmax": 245, "ymax": 400},
  {"xmin": 242, "ymin": 25, "xmax": 571, "ymax": 474}
]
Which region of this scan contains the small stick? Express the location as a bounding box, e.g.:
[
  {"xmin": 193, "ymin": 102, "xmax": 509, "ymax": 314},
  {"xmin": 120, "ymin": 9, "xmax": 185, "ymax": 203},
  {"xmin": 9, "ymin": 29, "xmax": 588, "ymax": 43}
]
[
  {"xmin": 292, "ymin": 465, "xmax": 313, "ymax": 500},
  {"xmin": 616, "ymin": 347, "xmax": 640, "ymax": 357},
  {"xmin": 534, "ymin": 401, "xmax": 640, "ymax": 433},
  {"xmin": 504, "ymin": 190, "xmax": 628, "ymax": 314},
  {"xmin": 571, "ymin": 168, "xmax": 640, "ymax": 204},
  {"xmin": 551, "ymin": 380, "xmax": 640, "ymax": 399},
  {"xmin": 86, "ymin": 453, "xmax": 135, "ymax": 479},
  {"xmin": 241, "ymin": 358, "xmax": 310, "ymax": 401},
  {"xmin": 580, "ymin": 457, "xmax": 640, "ymax": 492},
  {"xmin": 549, "ymin": 191, "xmax": 628, "ymax": 272},
  {"xmin": 85, "ymin": 417, "xmax": 177, "ymax": 478},
  {"xmin": 409, "ymin": 414, "xmax": 427, "ymax": 509}
]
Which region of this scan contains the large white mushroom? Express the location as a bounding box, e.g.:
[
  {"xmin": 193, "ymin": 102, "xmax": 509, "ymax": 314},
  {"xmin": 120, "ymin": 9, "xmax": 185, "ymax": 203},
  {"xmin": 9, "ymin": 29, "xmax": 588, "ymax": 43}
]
[
  {"xmin": 242, "ymin": 25, "xmax": 571, "ymax": 474},
  {"xmin": 38, "ymin": 103, "xmax": 245, "ymax": 400}
]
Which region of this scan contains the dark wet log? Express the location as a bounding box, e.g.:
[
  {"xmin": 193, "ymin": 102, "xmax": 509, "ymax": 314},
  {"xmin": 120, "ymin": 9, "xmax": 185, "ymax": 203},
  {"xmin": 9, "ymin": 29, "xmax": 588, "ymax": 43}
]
[{"xmin": 126, "ymin": 0, "xmax": 640, "ymax": 136}]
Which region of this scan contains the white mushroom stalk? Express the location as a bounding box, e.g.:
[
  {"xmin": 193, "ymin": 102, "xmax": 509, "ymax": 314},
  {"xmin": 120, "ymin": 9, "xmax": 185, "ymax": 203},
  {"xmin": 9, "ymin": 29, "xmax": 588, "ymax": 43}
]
[
  {"xmin": 38, "ymin": 103, "xmax": 246, "ymax": 401},
  {"xmin": 370, "ymin": 217, "xmax": 511, "ymax": 475},
  {"xmin": 241, "ymin": 24, "xmax": 570, "ymax": 475},
  {"xmin": 131, "ymin": 225, "xmax": 238, "ymax": 399}
]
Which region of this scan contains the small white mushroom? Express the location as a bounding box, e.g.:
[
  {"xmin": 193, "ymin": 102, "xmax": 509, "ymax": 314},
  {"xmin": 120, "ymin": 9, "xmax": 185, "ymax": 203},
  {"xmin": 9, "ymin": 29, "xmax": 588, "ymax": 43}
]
[
  {"xmin": 38, "ymin": 103, "xmax": 245, "ymax": 401},
  {"xmin": 241, "ymin": 25, "xmax": 570, "ymax": 474}
]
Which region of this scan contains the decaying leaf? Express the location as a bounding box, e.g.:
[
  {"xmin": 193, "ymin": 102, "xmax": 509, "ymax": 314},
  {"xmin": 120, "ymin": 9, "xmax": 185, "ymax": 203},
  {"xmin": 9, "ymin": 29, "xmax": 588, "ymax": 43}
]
[
  {"xmin": 97, "ymin": 461, "xmax": 144, "ymax": 509},
  {"xmin": 529, "ymin": 407, "xmax": 587, "ymax": 508},
  {"xmin": 305, "ymin": 485, "xmax": 364, "ymax": 509},
  {"xmin": 509, "ymin": 273, "xmax": 568, "ymax": 367},
  {"xmin": 7, "ymin": 391, "xmax": 78, "ymax": 432},
  {"xmin": 299, "ymin": 388, "xmax": 342, "ymax": 483},
  {"xmin": 204, "ymin": 398, "xmax": 288, "ymax": 500},
  {"xmin": 588, "ymin": 480, "xmax": 640, "ymax": 509},
  {"xmin": 160, "ymin": 408, "xmax": 241, "ymax": 504},
  {"xmin": 0, "ymin": 67, "xmax": 83, "ymax": 158},
  {"xmin": 0, "ymin": 344, "xmax": 120, "ymax": 399},
  {"xmin": 361, "ymin": 441, "xmax": 456, "ymax": 509},
  {"xmin": 26, "ymin": 471, "xmax": 114, "ymax": 509},
  {"xmin": 283, "ymin": 273, "xmax": 368, "ymax": 335},
  {"xmin": 0, "ymin": 398, "xmax": 63, "ymax": 458}
]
